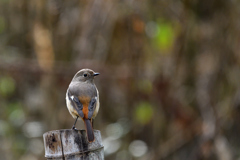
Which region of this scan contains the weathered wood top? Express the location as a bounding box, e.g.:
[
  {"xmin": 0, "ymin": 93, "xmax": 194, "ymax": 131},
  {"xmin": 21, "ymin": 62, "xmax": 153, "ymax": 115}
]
[{"xmin": 43, "ymin": 129, "xmax": 104, "ymax": 160}]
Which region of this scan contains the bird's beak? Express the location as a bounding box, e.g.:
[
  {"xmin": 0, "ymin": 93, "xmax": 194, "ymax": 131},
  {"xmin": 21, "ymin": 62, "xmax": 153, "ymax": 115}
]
[{"xmin": 93, "ymin": 73, "xmax": 100, "ymax": 76}]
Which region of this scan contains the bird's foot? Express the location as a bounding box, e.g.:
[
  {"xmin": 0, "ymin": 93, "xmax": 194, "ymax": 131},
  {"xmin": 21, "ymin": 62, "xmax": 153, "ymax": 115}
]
[{"xmin": 71, "ymin": 126, "xmax": 77, "ymax": 131}]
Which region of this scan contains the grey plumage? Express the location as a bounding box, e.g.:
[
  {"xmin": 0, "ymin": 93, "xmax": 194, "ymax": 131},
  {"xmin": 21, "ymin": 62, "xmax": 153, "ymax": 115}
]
[{"xmin": 66, "ymin": 68, "xmax": 100, "ymax": 142}]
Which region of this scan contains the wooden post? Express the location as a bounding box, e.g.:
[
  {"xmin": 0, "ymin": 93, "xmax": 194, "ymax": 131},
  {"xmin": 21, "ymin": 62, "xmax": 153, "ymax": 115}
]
[{"xmin": 43, "ymin": 129, "xmax": 104, "ymax": 160}]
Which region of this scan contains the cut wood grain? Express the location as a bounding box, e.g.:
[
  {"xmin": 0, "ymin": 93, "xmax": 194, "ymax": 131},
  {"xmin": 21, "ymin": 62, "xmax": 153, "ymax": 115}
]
[{"xmin": 43, "ymin": 129, "xmax": 104, "ymax": 160}]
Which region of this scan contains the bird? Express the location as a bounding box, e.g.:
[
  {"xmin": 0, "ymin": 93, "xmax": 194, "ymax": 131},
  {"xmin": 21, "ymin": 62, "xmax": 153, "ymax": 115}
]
[{"xmin": 66, "ymin": 68, "xmax": 100, "ymax": 142}]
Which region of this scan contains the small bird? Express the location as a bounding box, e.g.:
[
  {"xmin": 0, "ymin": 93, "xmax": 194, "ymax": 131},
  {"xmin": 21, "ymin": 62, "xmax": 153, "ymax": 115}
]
[{"xmin": 66, "ymin": 69, "xmax": 100, "ymax": 142}]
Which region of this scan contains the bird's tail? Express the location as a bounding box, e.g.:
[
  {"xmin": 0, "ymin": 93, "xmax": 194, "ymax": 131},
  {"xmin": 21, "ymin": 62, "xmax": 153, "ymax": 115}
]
[{"xmin": 84, "ymin": 119, "xmax": 95, "ymax": 142}]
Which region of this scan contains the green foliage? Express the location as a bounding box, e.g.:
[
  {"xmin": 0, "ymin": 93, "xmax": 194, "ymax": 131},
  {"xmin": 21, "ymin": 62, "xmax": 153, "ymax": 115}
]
[
  {"xmin": 0, "ymin": 76, "xmax": 16, "ymax": 97},
  {"xmin": 135, "ymin": 102, "xmax": 153, "ymax": 125},
  {"xmin": 9, "ymin": 107, "xmax": 25, "ymax": 127},
  {"xmin": 7, "ymin": 102, "xmax": 22, "ymax": 115},
  {"xmin": 137, "ymin": 79, "xmax": 152, "ymax": 94},
  {"xmin": 154, "ymin": 22, "xmax": 175, "ymax": 51}
]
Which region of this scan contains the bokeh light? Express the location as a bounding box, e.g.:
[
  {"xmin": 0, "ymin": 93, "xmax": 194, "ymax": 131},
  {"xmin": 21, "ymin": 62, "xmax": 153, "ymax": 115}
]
[{"xmin": 0, "ymin": 0, "xmax": 239, "ymax": 160}]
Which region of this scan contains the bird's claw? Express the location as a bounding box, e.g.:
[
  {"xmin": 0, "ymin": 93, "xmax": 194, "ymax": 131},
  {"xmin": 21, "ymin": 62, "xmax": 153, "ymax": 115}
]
[{"xmin": 71, "ymin": 126, "xmax": 77, "ymax": 131}]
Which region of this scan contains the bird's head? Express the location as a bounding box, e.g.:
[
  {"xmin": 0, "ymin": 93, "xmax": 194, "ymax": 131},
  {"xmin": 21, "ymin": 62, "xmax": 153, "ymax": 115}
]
[{"xmin": 73, "ymin": 68, "xmax": 100, "ymax": 83}]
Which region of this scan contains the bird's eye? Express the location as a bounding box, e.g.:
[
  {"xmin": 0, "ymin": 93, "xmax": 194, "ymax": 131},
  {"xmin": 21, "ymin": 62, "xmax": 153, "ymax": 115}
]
[{"xmin": 83, "ymin": 74, "xmax": 87, "ymax": 77}]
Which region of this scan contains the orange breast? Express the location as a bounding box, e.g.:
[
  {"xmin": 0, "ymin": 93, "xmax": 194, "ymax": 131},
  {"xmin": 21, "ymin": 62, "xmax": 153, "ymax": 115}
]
[{"xmin": 78, "ymin": 96, "xmax": 90, "ymax": 119}]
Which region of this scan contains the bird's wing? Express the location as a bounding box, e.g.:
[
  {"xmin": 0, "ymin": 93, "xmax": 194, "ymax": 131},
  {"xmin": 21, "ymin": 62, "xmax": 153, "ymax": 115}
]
[
  {"xmin": 67, "ymin": 90, "xmax": 84, "ymax": 118},
  {"xmin": 87, "ymin": 97, "xmax": 97, "ymax": 119}
]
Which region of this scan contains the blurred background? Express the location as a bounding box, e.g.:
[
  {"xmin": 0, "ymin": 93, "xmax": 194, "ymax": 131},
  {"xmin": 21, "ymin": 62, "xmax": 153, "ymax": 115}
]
[{"xmin": 0, "ymin": 0, "xmax": 240, "ymax": 160}]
